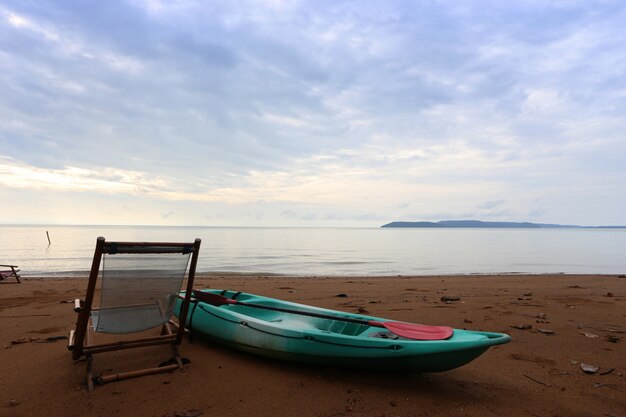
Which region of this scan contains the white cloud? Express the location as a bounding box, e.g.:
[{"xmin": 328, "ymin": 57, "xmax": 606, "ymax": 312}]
[
  {"xmin": 523, "ymin": 89, "xmax": 563, "ymax": 114},
  {"xmin": 0, "ymin": 157, "xmax": 153, "ymax": 194},
  {"xmin": 0, "ymin": 1, "xmax": 625, "ymax": 226}
]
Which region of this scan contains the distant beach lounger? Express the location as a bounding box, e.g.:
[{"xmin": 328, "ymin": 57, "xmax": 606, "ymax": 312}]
[
  {"xmin": 68, "ymin": 237, "xmax": 201, "ymax": 391},
  {"xmin": 0, "ymin": 265, "xmax": 21, "ymax": 284}
]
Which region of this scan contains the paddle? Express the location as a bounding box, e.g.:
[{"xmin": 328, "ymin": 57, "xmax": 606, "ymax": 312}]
[{"xmin": 192, "ymin": 291, "xmax": 453, "ymax": 341}]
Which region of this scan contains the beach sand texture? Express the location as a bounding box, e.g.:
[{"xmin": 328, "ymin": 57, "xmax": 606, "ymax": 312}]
[{"xmin": 1, "ymin": 274, "xmax": 624, "ymax": 417}]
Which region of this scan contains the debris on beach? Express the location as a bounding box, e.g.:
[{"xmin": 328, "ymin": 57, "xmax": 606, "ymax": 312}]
[
  {"xmin": 440, "ymin": 295, "xmax": 461, "ymax": 302},
  {"xmin": 523, "ymin": 374, "xmax": 551, "ymax": 386},
  {"xmin": 45, "ymin": 335, "xmax": 68, "ymax": 341},
  {"xmin": 335, "ymin": 293, "xmax": 348, "ymax": 298},
  {"xmin": 537, "ymin": 329, "xmax": 555, "ymax": 335},
  {"xmin": 605, "ymin": 334, "xmax": 621, "ymax": 343},
  {"xmin": 595, "ymin": 326, "xmax": 624, "ymax": 333},
  {"xmin": 10, "ymin": 338, "xmax": 34, "ymax": 345},
  {"xmin": 10, "ymin": 335, "xmax": 68, "ymax": 345},
  {"xmin": 599, "ymin": 368, "xmax": 615, "ymax": 375},
  {"xmin": 511, "ymin": 324, "xmax": 532, "ymax": 330},
  {"xmin": 581, "ymin": 363, "xmax": 599, "ymax": 374},
  {"xmin": 604, "ymin": 292, "xmax": 614, "ymax": 297},
  {"xmin": 580, "ymin": 331, "xmax": 599, "ymax": 338},
  {"xmin": 523, "ymin": 291, "xmax": 533, "ymax": 297},
  {"xmin": 8, "ymin": 400, "xmax": 19, "ymax": 407}
]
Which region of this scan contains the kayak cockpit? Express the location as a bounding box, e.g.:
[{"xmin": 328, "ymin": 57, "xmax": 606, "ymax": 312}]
[{"xmin": 222, "ymin": 301, "xmax": 372, "ymax": 336}]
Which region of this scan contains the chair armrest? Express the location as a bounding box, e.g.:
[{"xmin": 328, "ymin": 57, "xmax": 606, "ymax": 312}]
[{"xmin": 68, "ymin": 330, "xmax": 76, "ymax": 350}]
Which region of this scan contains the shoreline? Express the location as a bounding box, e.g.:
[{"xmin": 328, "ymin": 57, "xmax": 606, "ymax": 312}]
[
  {"xmin": 20, "ymin": 271, "xmax": 626, "ymax": 279},
  {"xmin": 1, "ymin": 274, "xmax": 624, "ymax": 416}
]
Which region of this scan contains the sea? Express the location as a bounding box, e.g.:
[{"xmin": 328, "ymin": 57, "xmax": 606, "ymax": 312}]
[{"xmin": 1, "ymin": 225, "xmax": 625, "ymax": 277}]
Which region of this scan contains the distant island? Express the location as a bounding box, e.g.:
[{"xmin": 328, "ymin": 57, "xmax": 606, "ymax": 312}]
[{"xmin": 381, "ymin": 220, "xmax": 626, "ymax": 229}]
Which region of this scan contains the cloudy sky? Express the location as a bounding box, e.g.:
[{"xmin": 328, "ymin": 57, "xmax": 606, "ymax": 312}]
[{"xmin": 1, "ymin": 0, "xmax": 625, "ymax": 226}]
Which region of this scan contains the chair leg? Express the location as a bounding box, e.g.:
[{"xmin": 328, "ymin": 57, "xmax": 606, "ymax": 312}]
[
  {"xmin": 162, "ymin": 323, "xmax": 184, "ymax": 368},
  {"xmin": 171, "ymin": 344, "xmax": 184, "ymax": 368},
  {"xmin": 86, "ymin": 354, "xmax": 95, "ymax": 392}
]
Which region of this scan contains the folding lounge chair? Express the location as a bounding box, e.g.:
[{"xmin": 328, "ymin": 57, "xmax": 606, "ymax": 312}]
[
  {"xmin": 68, "ymin": 237, "xmax": 201, "ymax": 391},
  {"xmin": 0, "ymin": 264, "xmax": 21, "ymax": 284}
]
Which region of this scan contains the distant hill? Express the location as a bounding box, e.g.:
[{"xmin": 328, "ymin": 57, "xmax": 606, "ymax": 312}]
[{"xmin": 381, "ymin": 220, "xmax": 626, "ymax": 229}]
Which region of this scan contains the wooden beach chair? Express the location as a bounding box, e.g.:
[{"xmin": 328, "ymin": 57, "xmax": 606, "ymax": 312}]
[
  {"xmin": 0, "ymin": 264, "xmax": 21, "ymax": 284},
  {"xmin": 68, "ymin": 237, "xmax": 201, "ymax": 391}
]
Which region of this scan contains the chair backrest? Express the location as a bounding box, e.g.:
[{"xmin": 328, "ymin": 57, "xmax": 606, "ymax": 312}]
[{"xmin": 92, "ymin": 241, "xmax": 196, "ymax": 334}]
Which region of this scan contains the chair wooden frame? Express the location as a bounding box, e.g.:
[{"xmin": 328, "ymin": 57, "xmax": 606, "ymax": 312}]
[
  {"xmin": 0, "ymin": 264, "xmax": 21, "ymax": 284},
  {"xmin": 68, "ymin": 237, "xmax": 201, "ymax": 391}
]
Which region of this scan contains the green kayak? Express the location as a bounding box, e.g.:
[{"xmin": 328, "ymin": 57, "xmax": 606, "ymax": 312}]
[{"xmin": 175, "ymin": 289, "xmax": 510, "ymax": 372}]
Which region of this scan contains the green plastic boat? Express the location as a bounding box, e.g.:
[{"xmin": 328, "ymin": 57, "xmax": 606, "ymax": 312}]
[{"xmin": 175, "ymin": 289, "xmax": 510, "ymax": 372}]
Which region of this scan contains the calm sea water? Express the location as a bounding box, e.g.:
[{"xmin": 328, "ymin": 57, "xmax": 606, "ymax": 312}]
[{"xmin": 1, "ymin": 225, "xmax": 625, "ymax": 277}]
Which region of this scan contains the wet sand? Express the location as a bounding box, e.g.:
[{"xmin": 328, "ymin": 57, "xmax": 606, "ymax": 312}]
[{"xmin": 1, "ymin": 274, "xmax": 625, "ymax": 416}]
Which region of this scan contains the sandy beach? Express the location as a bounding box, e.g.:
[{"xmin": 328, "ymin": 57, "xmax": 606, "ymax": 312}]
[{"xmin": 1, "ymin": 274, "xmax": 624, "ymax": 417}]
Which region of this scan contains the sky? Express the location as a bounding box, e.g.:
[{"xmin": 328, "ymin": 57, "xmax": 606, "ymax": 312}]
[{"xmin": 1, "ymin": 0, "xmax": 625, "ymax": 227}]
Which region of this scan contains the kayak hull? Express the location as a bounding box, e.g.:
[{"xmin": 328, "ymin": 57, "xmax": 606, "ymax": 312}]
[{"xmin": 175, "ymin": 289, "xmax": 510, "ymax": 372}]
